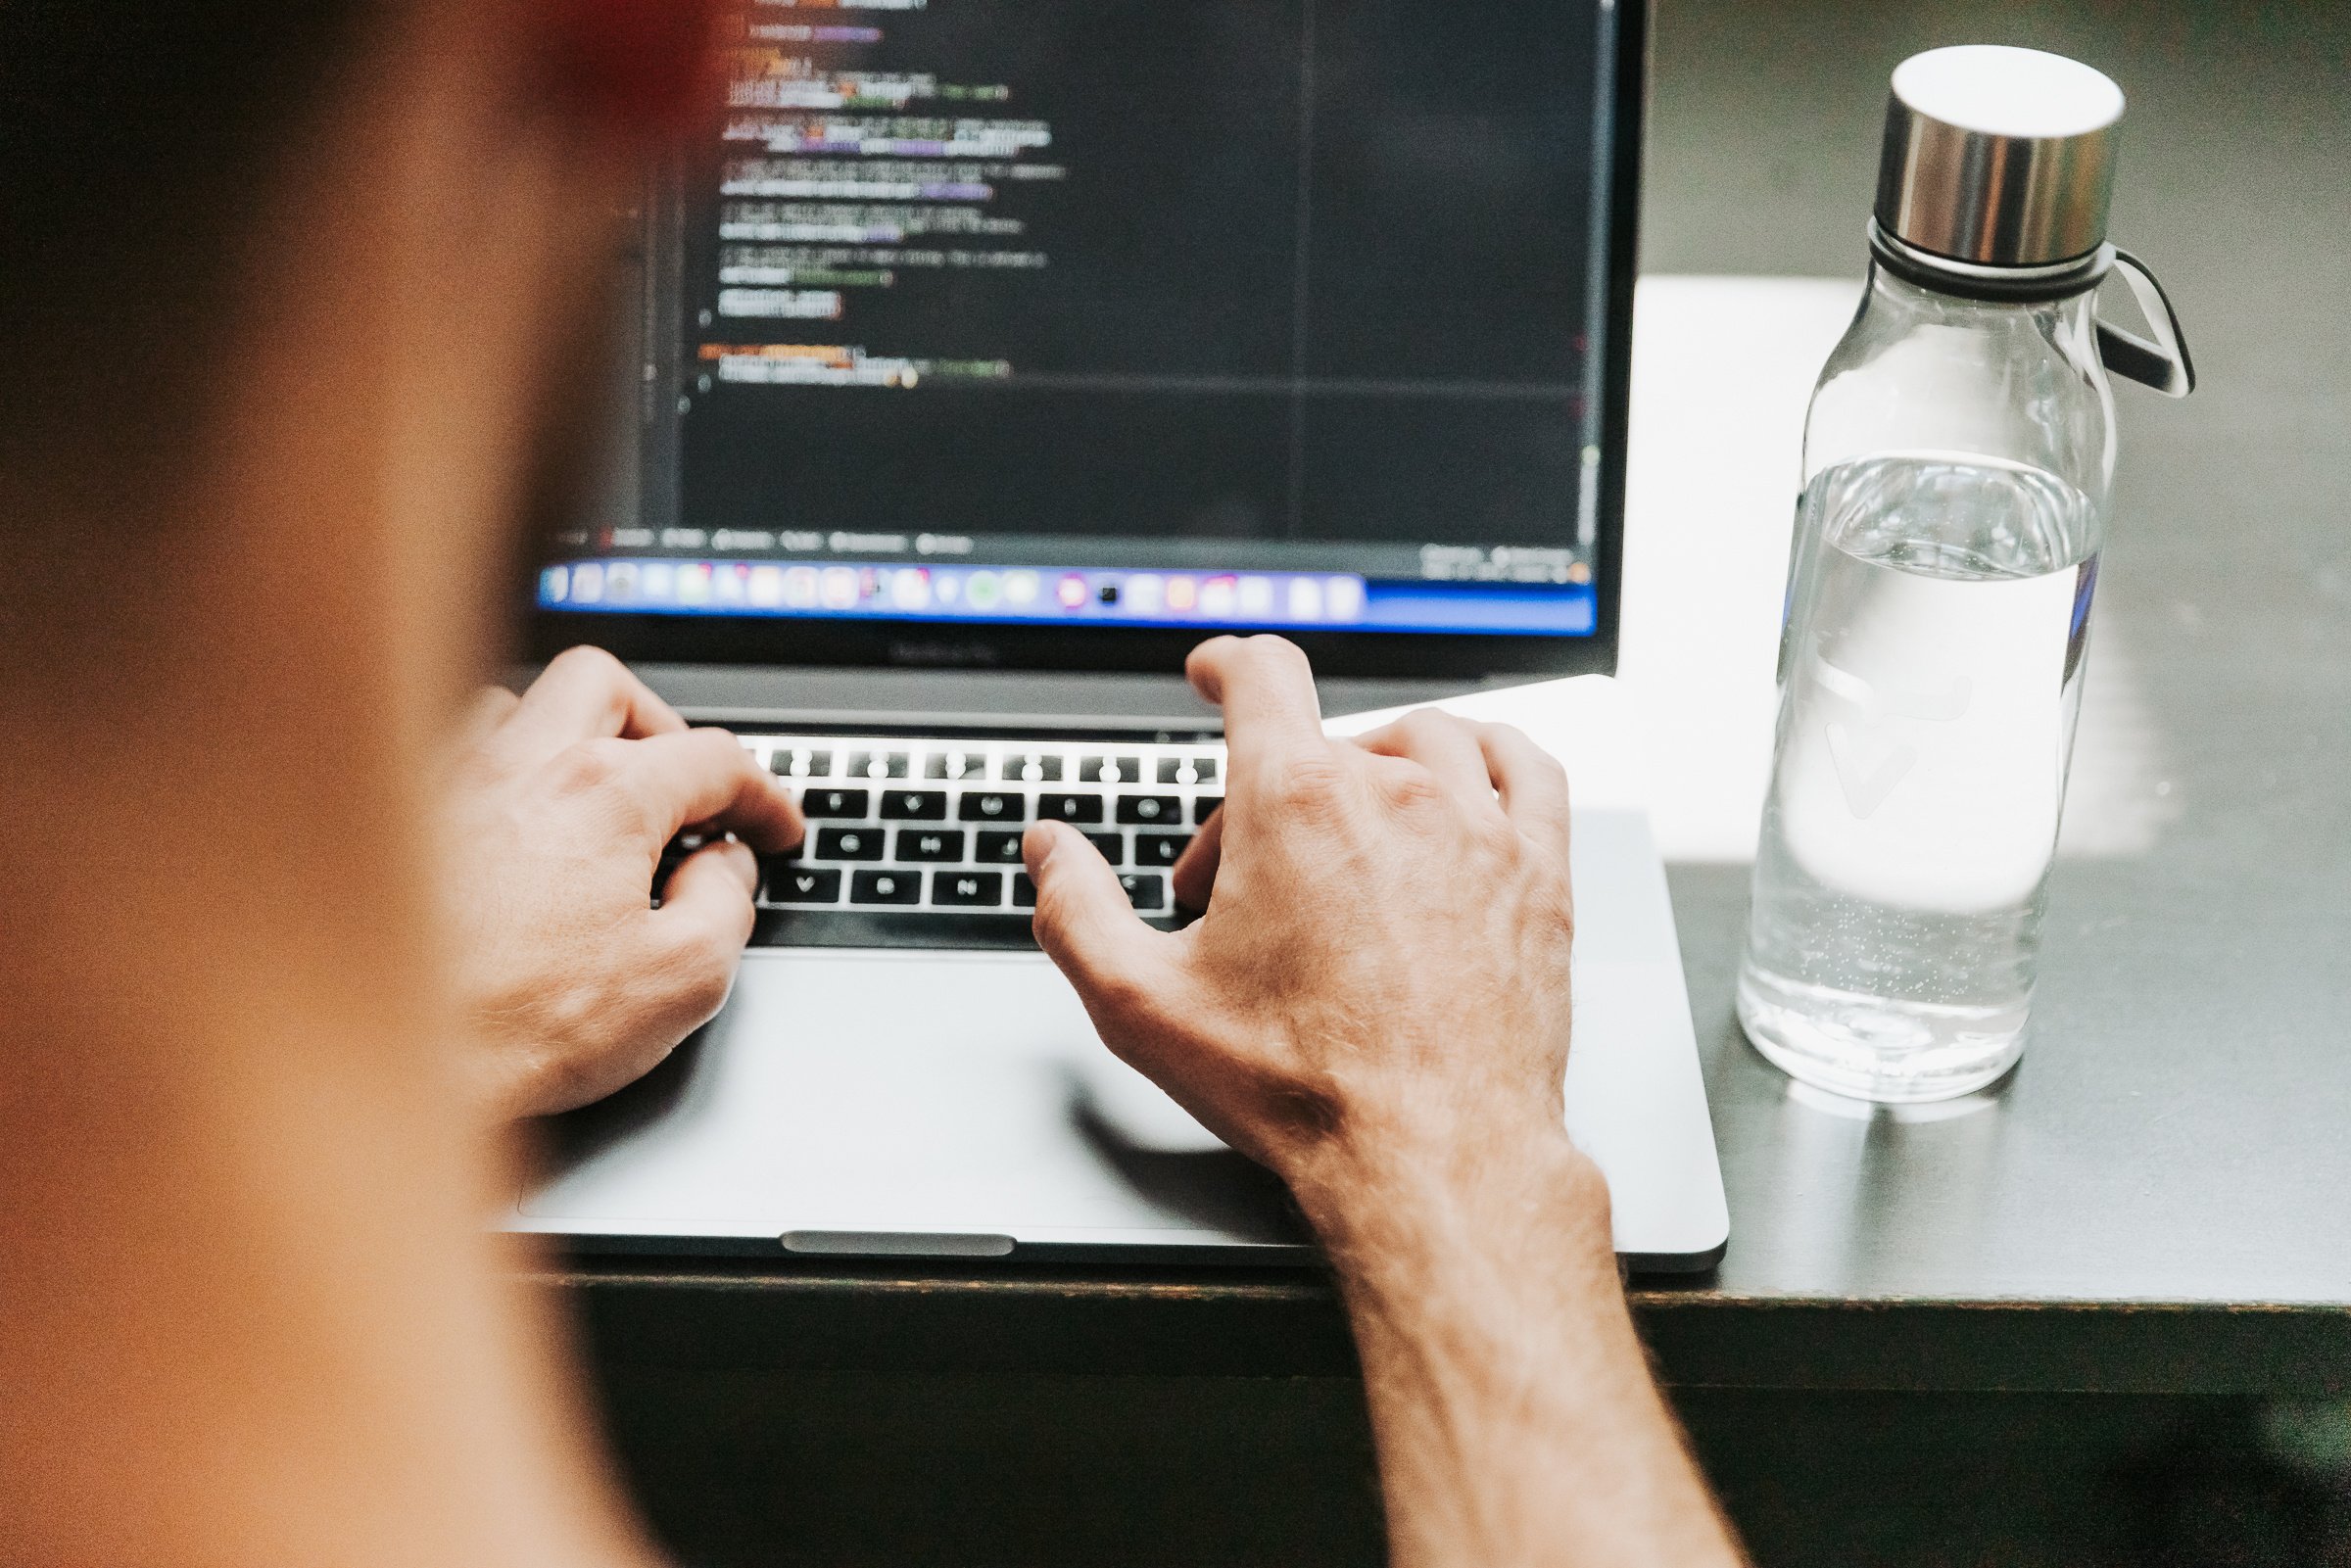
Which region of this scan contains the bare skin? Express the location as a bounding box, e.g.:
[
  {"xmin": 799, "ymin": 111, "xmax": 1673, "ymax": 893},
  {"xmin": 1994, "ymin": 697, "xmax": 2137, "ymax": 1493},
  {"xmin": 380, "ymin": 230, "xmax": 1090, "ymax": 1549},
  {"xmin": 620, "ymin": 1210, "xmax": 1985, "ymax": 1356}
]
[
  {"xmin": 0, "ymin": 0, "xmax": 1742, "ymax": 1562},
  {"xmin": 1028, "ymin": 638, "xmax": 1746, "ymax": 1568},
  {"xmin": 441, "ymin": 648, "xmax": 802, "ymax": 1121}
]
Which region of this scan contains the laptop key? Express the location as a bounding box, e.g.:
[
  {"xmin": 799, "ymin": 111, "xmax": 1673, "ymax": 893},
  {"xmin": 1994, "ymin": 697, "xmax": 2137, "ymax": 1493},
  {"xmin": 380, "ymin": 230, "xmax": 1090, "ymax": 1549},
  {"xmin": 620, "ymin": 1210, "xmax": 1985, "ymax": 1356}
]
[
  {"xmin": 897, "ymin": 829, "xmax": 965, "ymax": 863},
  {"xmin": 802, "ymin": 787, "xmax": 871, "ymax": 820},
  {"xmin": 816, "ymin": 828, "xmax": 885, "ymax": 861},
  {"xmin": 847, "ymin": 750, "xmax": 911, "ymax": 781},
  {"xmin": 1192, "ymin": 793, "xmax": 1223, "ymax": 826},
  {"xmin": 931, "ymin": 871, "xmax": 1004, "ymax": 908},
  {"xmin": 1085, "ymin": 832, "xmax": 1127, "ymax": 867},
  {"xmin": 1120, "ymin": 874, "xmax": 1168, "ymax": 911},
  {"xmin": 1012, "ymin": 873, "xmax": 1038, "ymax": 909},
  {"xmin": 975, "ymin": 830, "xmax": 1027, "ymax": 863},
  {"xmin": 771, "ymin": 747, "xmax": 833, "ymax": 780},
  {"xmin": 958, "ymin": 791, "xmax": 1026, "ymax": 823},
  {"xmin": 850, "ymin": 870, "xmax": 922, "ymax": 905},
  {"xmin": 1036, "ymin": 792, "xmax": 1106, "ymax": 825},
  {"xmin": 1000, "ymin": 752, "xmax": 1063, "ymax": 783},
  {"xmin": 1080, "ymin": 756, "xmax": 1141, "ymax": 784},
  {"xmin": 880, "ymin": 789, "xmax": 949, "ymax": 821},
  {"xmin": 1157, "ymin": 756, "xmax": 1218, "ymax": 785},
  {"xmin": 767, "ymin": 867, "xmax": 842, "ymax": 905},
  {"xmin": 1116, "ymin": 795, "xmax": 1181, "ymax": 826},
  {"xmin": 925, "ymin": 751, "xmax": 988, "ymax": 781},
  {"xmin": 1136, "ymin": 832, "xmax": 1190, "ymax": 868}
]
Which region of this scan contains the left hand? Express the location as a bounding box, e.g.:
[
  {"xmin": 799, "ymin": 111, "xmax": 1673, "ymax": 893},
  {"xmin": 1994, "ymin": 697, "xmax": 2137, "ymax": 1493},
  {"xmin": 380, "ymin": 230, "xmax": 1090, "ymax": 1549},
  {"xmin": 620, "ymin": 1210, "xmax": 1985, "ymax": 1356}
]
[{"xmin": 437, "ymin": 646, "xmax": 803, "ymax": 1120}]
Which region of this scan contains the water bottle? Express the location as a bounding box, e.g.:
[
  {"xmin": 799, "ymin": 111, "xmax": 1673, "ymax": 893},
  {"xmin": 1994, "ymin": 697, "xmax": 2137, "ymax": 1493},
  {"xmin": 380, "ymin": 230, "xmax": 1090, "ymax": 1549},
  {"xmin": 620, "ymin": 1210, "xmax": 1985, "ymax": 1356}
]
[{"xmin": 1738, "ymin": 45, "xmax": 2195, "ymax": 1103}]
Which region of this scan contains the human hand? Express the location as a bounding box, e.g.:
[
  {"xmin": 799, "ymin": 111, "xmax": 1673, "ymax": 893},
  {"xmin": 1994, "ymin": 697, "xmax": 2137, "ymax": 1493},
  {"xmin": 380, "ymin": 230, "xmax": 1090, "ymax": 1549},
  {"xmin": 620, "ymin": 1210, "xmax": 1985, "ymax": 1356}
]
[
  {"xmin": 1022, "ymin": 636, "xmax": 1583, "ymax": 1221},
  {"xmin": 438, "ymin": 646, "xmax": 802, "ymax": 1120}
]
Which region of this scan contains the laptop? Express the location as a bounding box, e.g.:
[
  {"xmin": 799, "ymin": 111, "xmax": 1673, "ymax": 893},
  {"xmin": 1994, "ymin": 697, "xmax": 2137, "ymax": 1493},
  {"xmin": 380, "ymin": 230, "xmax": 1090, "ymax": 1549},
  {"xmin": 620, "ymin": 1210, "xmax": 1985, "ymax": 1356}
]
[{"xmin": 513, "ymin": 0, "xmax": 1728, "ymax": 1271}]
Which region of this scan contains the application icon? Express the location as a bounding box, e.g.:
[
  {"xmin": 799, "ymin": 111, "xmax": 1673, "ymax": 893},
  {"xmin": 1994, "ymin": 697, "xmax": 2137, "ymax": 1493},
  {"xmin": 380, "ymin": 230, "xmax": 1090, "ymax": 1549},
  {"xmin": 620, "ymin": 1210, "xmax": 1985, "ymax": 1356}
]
[
  {"xmin": 1200, "ymin": 575, "xmax": 1238, "ymax": 617},
  {"xmin": 891, "ymin": 568, "xmax": 933, "ymax": 611},
  {"xmin": 936, "ymin": 573, "xmax": 961, "ymax": 605},
  {"xmin": 1238, "ymin": 576, "xmax": 1273, "ymax": 616},
  {"xmin": 820, "ymin": 566, "xmax": 859, "ymax": 608},
  {"xmin": 716, "ymin": 564, "xmax": 750, "ymax": 604},
  {"xmin": 1325, "ymin": 576, "xmax": 1366, "ymax": 622},
  {"xmin": 605, "ymin": 562, "xmax": 641, "ymax": 603},
  {"xmin": 967, "ymin": 571, "xmax": 1002, "ymax": 610},
  {"xmin": 677, "ymin": 563, "xmax": 712, "ymax": 605},
  {"xmin": 747, "ymin": 565, "xmax": 786, "ymax": 607},
  {"xmin": 1286, "ymin": 576, "xmax": 1323, "ymax": 621},
  {"xmin": 784, "ymin": 566, "xmax": 821, "ymax": 607},
  {"xmin": 1004, "ymin": 570, "xmax": 1040, "ymax": 607},
  {"xmin": 642, "ymin": 562, "xmax": 675, "ymax": 602},
  {"xmin": 1166, "ymin": 576, "xmax": 1198, "ymax": 612},
  {"xmin": 570, "ymin": 562, "xmax": 604, "ymax": 603},
  {"xmin": 1057, "ymin": 573, "xmax": 1090, "ymax": 609},
  {"xmin": 540, "ymin": 565, "xmax": 569, "ymax": 604},
  {"xmin": 1124, "ymin": 575, "xmax": 1164, "ymax": 615}
]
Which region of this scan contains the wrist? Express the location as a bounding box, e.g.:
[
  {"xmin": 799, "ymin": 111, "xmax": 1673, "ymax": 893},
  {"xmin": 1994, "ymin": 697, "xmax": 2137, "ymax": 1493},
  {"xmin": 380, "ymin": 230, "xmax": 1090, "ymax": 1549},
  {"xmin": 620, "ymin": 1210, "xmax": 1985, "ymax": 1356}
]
[{"xmin": 1285, "ymin": 1114, "xmax": 1617, "ymax": 1290}]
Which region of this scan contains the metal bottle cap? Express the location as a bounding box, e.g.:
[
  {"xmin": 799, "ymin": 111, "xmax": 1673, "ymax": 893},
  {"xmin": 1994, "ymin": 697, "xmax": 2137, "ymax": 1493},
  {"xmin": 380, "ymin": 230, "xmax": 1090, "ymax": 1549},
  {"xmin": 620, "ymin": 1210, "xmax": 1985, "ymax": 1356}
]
[{"xmin": 1875, "ymin": 45, "xmax": 2125, "ymax": 267}]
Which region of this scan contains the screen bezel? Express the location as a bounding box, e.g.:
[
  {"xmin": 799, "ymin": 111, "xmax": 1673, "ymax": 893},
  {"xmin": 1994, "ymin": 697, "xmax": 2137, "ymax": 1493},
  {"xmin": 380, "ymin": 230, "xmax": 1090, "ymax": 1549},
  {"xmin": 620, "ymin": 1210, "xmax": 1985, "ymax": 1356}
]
[{"xmin": 529, "ymin": 1, "xmax": 1646, "ymax": 683}]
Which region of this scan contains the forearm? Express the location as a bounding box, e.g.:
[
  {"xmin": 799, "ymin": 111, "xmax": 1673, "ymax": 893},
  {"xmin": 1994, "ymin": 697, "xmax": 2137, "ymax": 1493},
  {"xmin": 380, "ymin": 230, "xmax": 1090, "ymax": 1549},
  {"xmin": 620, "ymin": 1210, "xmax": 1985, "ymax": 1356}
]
[{"xmin": 1295, "ymin": 1132, "xmax": 1745, "ymax": 1568}]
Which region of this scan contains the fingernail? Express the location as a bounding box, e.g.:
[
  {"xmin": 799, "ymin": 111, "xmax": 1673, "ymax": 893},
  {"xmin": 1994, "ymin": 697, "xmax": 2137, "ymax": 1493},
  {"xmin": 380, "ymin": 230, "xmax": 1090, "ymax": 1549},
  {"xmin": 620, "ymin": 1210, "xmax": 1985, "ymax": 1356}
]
[{"xmin": 720, "ymin": 838, "xmax": 758, "ymax": 892}]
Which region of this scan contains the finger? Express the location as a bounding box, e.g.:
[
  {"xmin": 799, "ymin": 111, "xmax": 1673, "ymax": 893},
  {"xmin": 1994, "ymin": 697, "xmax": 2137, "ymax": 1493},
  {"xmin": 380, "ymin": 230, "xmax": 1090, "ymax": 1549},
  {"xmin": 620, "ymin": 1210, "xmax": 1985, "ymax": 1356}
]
[
  {"xmin": 1479, "ymin": 723, "xmax": 1573, "ymax": 862},
  {"xmin": 1352, "ymin": 709, "xmax": 1496, "ymax": 802},
  {"xmin": 1025, "ymin": 821, "xmax": 1177, "ymax": 1000},
  {"xmin": 1185, "ymin": 637, "xmax": 1327, "ymax": 783},
  {"xmin": 508, "ymin": 645, "xmax": 689, "ymax": 756},
  {"xmin": 646, "ymin": 839, "xmax": 760, "ymax": 1022},
  {"xmin": 606, "ymin": 727, "xmax": 804, "ymax": 851},
  {"xmin": 1171, "ymin": 803, "xmax": 1223, "ymax": 914},
  {"xmin": 455, "ymin": 685, "xmax": 522, "ymax": 751}
]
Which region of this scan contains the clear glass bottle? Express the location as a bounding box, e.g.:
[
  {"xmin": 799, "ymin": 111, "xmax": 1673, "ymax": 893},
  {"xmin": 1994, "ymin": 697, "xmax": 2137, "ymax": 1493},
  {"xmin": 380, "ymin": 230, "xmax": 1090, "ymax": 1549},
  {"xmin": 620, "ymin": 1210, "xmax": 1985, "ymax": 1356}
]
[{"xmin": 1737, "ymin": 46, "xmax": 2193, "ymax": 1102}]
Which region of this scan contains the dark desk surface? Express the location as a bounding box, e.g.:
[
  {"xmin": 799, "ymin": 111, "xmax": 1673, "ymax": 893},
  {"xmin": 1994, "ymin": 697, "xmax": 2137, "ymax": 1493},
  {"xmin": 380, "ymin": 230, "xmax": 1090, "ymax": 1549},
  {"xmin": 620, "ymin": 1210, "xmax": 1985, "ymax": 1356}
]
[{"xmin": 548, "ymin": 0, "xmax": 2351, "ymax": 1398}]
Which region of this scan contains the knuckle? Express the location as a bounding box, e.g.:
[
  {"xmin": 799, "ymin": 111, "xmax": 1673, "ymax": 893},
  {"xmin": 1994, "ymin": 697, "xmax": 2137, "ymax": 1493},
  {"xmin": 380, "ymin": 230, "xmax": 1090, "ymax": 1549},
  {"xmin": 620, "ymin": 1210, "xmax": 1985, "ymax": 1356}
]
[
  {"xmin": 550, "ymin": 740, "xmax": 659, "ymax": 832},
  {"xmin": 548, "ymin": 643, "xmax": 625, "ymax": 683},
  {"xmin": 677, "ymin": 952, "xmax": 740, "ymax": 1022},
  {"xmin": 660, "ymin": 921, "xmax": 744, "ymax": 1021},
  {"xmin": 1396, "ymin": 708, "xmax": 1463, "ymax": 744},
  {"xmin": 1474, "ymin": 809, "xmax": 1524, "ymax": 856},
  {"xmin": 1244, "ymin": 634, "xmax": 1311, "ymax": 677},
  {"xmin": 687, "ymin": 724, "xmax": 750, "ymax": 776},
  {"xmin": 1381, "ymin": 765, "xmax": 1449, "ymax": 813},
  {"xmin": 548, "ymin": 737, "xmax": 624, "ymax": 796},
  {"xmin": 1268, "ymin": 753, "xmax": 1348, "ymax": 817}
]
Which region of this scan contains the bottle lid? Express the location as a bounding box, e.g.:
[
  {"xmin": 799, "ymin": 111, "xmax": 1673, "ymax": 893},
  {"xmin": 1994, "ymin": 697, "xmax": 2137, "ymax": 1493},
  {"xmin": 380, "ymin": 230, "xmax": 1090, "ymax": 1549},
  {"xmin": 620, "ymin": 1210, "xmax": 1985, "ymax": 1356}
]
[{"xmin": 1876, "ymin": 45, "xmax": 2124, "ymax": 267}]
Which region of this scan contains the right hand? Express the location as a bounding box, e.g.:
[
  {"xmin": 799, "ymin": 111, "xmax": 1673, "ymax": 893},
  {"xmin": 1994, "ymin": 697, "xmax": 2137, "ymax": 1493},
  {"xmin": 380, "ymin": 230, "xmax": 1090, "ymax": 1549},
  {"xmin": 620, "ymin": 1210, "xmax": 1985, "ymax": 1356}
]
[{"xmin": 1022, "ymin": 636, "xmax": 1585, "ymax": 1214}]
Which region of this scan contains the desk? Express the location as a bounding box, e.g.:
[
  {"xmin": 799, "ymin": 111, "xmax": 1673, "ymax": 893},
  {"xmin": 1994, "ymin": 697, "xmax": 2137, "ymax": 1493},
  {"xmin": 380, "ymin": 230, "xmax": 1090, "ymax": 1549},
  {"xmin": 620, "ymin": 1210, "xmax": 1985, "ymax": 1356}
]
[
  {"xmin": 546, "ymin": 0, "xmax": 2351, "ymax": 1556},
  {"xmin": 546, "ymin": 248, "xmax": 2351, "ymax": 1411}
]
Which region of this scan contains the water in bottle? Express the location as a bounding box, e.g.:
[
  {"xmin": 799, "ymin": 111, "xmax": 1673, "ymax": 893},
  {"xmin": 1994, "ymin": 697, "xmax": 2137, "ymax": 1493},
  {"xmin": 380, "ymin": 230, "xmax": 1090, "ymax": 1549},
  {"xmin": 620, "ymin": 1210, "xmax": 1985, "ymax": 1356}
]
[
  {"xmin": 1740, "ymin": 453, "xmax": 2097, "ymax": 1100},
  {"xmin": 1735, "ymin": 45, "xmax": 2192, "ymax": 1102}
]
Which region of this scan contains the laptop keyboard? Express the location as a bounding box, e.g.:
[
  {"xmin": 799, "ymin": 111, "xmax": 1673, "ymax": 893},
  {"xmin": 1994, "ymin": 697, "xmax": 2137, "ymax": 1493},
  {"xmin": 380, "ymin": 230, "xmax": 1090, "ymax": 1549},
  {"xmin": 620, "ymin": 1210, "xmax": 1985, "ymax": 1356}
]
[{"xmin": 669, "ymin": 729, "xmax": 1226, "ymax": 949}]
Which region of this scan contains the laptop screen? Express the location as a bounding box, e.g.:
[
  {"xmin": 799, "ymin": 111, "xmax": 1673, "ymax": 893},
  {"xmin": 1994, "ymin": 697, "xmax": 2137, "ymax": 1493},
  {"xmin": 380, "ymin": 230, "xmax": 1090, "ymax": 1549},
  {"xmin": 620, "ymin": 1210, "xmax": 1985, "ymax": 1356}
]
[{"xmin": 536, "ymin": 0, "xmax": 1639, "ymax": 678}]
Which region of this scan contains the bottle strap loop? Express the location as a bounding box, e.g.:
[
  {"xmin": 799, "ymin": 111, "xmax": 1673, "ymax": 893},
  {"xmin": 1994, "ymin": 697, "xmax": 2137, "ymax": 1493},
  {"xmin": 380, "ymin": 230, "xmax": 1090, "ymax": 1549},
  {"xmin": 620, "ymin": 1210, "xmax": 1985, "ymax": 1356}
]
[
  {"xmin": 2095, "ymin": 251, "xmax": 2196, "ymax": 398},
  {"xmin": 1866, "ymin": 221, "xmax": 2196, "ymax": 401}
]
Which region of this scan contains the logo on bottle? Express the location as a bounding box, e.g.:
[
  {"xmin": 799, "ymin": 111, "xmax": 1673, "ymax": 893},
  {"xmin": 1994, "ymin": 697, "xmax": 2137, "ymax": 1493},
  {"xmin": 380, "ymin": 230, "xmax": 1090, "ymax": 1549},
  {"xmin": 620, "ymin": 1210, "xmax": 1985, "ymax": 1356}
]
[{"xmin": 1812, "ymin": 656, "xmax": 1973, "ymax": 818}]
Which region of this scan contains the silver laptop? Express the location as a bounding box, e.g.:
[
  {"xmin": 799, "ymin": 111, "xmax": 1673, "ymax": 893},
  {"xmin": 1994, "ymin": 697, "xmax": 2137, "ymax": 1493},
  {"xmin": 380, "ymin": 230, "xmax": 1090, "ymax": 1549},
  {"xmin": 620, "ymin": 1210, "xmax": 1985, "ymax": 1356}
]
[{"xmin": 512, "ymin": 0, "xmax": 1728, "ymax": 1271}]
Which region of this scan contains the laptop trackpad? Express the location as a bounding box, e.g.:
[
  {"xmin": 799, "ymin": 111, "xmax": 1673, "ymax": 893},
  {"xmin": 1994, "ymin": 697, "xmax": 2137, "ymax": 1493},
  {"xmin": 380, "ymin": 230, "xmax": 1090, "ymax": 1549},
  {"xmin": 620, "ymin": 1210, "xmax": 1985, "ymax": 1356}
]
[{"xmin": 522, "ymin": 949, "xmax": 1308, "ymax": 1252}]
